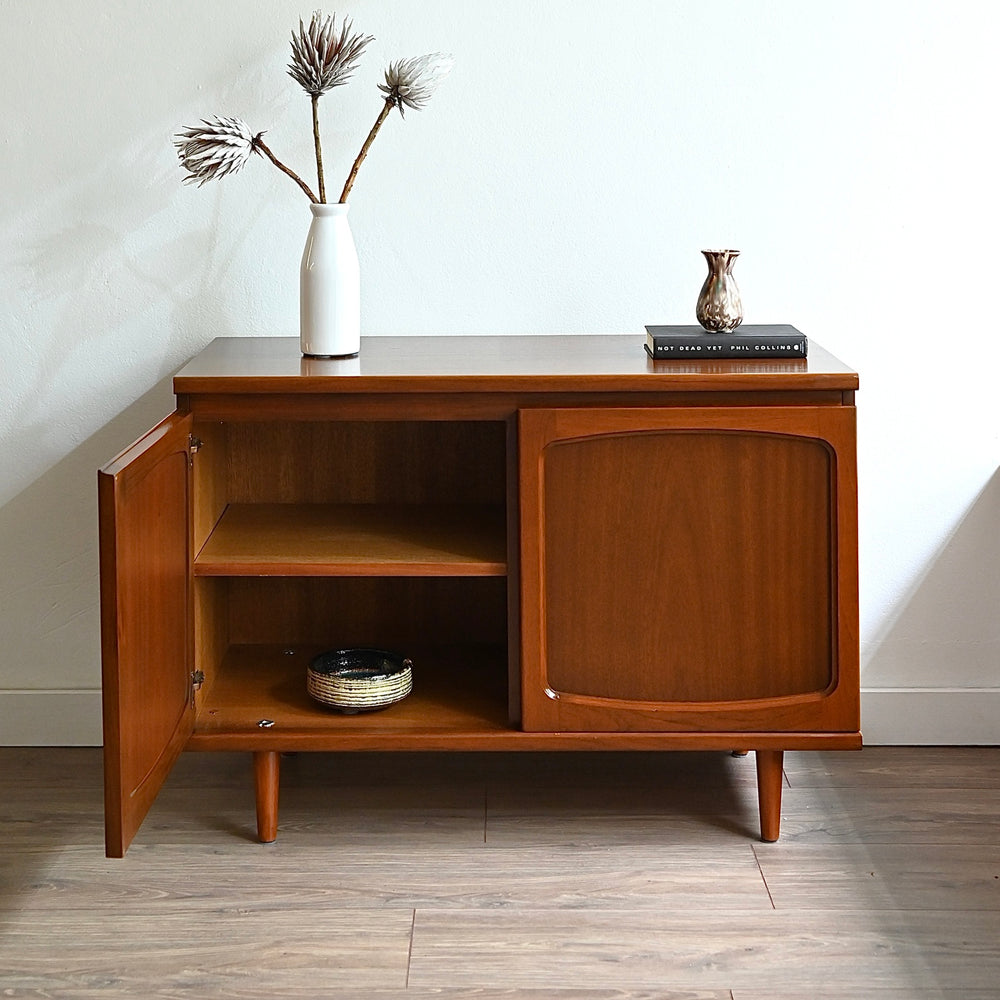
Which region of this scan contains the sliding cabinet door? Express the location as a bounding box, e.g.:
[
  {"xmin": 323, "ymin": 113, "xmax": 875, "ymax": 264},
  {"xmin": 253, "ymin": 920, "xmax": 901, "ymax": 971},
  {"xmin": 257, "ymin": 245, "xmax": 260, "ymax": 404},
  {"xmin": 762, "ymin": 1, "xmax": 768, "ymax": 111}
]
[{"xmin": 518, "ymin": 406, "xmax": 858, "ymax": 735}]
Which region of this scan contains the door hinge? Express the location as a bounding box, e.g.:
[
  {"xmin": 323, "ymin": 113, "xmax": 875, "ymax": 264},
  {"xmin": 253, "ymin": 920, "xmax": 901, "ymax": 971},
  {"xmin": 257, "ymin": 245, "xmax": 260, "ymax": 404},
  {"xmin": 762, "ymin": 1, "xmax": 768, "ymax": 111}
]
[
  {"xmin": 187, "ymin": 435, "xmax": 203, "ymax": 469},
  {"xmin": 191, "ymin": 669, "xmax": 205, "ymax": 690}
]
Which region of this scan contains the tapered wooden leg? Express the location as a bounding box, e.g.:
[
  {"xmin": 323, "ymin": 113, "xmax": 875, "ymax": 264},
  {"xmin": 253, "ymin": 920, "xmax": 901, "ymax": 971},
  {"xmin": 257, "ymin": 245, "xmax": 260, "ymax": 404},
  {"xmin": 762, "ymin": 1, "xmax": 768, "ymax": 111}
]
[
  {"xmin": 253, "ymin": 751, "xmax": 280, "ymax": 844},
  {"xmin": 755, "ymin": 749, "xmax": 784, "ymax": 843}
]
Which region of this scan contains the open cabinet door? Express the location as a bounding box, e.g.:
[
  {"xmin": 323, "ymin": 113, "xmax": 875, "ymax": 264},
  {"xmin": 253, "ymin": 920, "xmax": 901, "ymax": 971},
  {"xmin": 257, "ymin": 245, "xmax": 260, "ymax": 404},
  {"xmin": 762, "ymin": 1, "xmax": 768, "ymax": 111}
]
[{"xmin": 98, "ymin": 412, "xmax": 195, "ymax": 857}]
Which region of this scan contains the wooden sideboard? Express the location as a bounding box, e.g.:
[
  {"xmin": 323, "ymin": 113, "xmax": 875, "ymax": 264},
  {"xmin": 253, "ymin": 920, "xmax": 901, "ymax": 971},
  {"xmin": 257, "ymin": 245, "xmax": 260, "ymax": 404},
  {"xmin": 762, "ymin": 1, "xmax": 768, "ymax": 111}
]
[{"xmin": 99, "ymin": 335, "xmax": 860, "ymax": 857}]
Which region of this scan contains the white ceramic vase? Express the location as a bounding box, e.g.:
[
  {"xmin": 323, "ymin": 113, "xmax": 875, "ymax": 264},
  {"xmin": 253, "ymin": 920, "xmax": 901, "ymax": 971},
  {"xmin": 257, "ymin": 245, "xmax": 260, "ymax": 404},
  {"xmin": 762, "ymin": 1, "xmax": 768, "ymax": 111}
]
[{"xmin": 299, "ymin": 203, "xmax": 361, "ymax": 357}]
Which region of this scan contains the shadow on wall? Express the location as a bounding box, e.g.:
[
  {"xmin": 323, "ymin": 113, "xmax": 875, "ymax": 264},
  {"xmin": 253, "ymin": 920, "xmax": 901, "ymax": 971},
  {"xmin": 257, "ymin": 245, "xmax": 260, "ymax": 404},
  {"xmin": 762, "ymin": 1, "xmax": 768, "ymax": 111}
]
[
  {"xmin": 862, "ymin": 467, "xmax": 1000, "ymax": 743},
  {"xmin": 0, "ymin": 379, "xmax": 176, "ymax": 727}
]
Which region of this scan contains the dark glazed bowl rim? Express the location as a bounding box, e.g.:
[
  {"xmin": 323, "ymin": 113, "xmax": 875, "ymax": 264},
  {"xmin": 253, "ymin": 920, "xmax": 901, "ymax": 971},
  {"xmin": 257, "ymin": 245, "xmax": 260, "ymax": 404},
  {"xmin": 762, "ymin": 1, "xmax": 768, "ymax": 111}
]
[{"xmin": 308, "ymin": 647, "xmax": 411, "ymax": 681}]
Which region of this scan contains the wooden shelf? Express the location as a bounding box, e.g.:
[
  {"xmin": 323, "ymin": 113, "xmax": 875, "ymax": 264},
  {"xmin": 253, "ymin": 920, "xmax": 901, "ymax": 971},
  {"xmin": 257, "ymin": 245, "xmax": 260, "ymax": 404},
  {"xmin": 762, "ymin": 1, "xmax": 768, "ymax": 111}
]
[
  {"xmin": 195, "ymin": 503, "xmax": 507, "ymax": 577},
  {"xmin": 191, "ymin": 643, "xmax": 511, "ymax": 746},
  {"xmin": 186, "ymin": 644, "xmax": 860, "ymax": 754}
]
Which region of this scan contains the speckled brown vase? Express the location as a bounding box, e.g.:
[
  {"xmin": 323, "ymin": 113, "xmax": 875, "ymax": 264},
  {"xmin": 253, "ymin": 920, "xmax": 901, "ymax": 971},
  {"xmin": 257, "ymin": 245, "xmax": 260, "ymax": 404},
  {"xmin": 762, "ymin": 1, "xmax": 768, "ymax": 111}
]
[{"xmin": 696, "ymin": 249, "xmax": 743, "ymax": 333}]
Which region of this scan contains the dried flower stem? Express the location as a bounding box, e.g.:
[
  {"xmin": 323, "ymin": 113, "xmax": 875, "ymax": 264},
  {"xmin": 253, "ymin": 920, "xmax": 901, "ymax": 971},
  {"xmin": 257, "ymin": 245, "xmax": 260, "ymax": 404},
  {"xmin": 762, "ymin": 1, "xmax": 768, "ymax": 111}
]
[
  {"xmin": 339, "ymin": 99, "xmax": 393, "ymax": 204},
  {"xmin": 254, "ymin": 136, "xmax": 319, "ymax": 204},
  {"xmin": 311, "ymin": 94, "xmax": 327, "ymax": 203}
]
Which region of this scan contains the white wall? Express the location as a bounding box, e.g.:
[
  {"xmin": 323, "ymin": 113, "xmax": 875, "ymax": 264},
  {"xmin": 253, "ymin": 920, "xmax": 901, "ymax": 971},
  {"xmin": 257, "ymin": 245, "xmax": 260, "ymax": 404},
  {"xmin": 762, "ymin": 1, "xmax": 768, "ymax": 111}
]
[{"xmin": 1, "ymin": 0, "xmax": 997, "ymax": 745}]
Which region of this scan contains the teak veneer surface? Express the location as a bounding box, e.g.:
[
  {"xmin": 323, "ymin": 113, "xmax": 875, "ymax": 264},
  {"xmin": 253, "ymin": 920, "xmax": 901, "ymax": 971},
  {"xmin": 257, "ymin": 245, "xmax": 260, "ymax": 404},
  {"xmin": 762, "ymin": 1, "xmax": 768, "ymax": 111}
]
[
  {"xmin": 186, "ymin": 644, "xmax": 858, "ymax": 753},
  {"xmin": 219, "ymin": 577, "xmax": 508, "ymax": 648},
  {"xmin": 99, "ymin": 412, "xmax": 196, "ymax": 858},
  {"xmin": 222, "ymin": 420, "xmax": 507, "ymax": 504},
  {"xmin": 195, "ymin": 502, "xmax": 508, "ymax": 576},
  {"xmin": 192, "ymin": 644, "xmax": 509, "ymax": 743},
  {"xmin": 173, "ymin": 334, "xmax": 858, "ymax": 395},
  {"xmin": 537, "ymin": 424, "xmax": 835, "ymax": 701}
]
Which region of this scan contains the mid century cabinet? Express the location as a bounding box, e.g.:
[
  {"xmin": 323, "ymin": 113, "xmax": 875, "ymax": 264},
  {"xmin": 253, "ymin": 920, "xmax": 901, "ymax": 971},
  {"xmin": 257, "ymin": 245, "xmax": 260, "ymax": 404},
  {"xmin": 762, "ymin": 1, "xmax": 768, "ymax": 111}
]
[{"xmin": 98, "ymin": 334, "xmax": 860, "ymax": 857}]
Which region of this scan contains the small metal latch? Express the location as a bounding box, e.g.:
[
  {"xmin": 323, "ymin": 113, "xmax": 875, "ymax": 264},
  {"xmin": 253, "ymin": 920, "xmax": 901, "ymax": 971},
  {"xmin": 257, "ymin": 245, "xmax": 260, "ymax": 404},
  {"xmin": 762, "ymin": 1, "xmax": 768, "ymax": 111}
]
[
  {"xmin": 191, "ymin": 669, "xmax": 205, "ymax": 690},
  {"xmin": 188, "ymin": 435, "xmax": 203, "ymax": 455}
]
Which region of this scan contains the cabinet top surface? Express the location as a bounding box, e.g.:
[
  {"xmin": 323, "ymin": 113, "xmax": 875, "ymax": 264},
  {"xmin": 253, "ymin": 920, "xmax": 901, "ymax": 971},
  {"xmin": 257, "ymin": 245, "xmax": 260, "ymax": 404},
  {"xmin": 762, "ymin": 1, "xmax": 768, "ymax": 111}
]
[{"xmin": 173, "ymin": 334, "xmax": 858, "ymax": 395}]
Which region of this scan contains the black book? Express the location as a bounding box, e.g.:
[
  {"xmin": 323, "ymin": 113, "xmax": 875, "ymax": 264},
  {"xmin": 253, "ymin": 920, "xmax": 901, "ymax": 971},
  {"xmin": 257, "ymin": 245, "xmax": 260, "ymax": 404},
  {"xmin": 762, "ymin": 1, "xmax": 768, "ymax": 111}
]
[{"xmin": 645, "ymin": 324, "xmax": 808, "ymax": 360}]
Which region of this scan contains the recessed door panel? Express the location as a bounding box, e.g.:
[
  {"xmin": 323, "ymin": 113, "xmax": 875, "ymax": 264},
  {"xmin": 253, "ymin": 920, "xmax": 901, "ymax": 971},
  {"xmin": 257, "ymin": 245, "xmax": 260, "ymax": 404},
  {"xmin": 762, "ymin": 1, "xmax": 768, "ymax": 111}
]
[{"xmin": 543, "ymin": 429, "xmax": 833, "ymax": 703}]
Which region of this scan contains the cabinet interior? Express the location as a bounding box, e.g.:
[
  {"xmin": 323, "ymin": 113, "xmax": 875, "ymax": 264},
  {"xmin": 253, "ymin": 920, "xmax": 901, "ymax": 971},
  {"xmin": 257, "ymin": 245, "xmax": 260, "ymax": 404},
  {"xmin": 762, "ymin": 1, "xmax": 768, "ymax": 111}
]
[{"xmin": 190, "ymin": 419, "xmax": 511, "ymax": 740}]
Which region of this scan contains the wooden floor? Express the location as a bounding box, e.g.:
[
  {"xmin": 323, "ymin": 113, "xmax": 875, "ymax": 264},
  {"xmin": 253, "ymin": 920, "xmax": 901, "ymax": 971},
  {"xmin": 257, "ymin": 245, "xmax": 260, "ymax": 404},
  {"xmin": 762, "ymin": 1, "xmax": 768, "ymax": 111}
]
[{"xmin": 1, "ymin": 746, "xmax": 999, "ymax": 998}]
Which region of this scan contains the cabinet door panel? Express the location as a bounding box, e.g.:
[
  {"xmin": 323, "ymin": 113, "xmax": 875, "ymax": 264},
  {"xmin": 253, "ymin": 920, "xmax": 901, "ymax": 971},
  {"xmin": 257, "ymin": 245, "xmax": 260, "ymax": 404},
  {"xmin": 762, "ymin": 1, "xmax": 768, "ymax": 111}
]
[
  {"xmin": 519, "ymin": 407, "xmax": 858, "ymax": 734},
  {"xmin": 98, "ymin": 412, "xmax": 194, "ymax": 856}
]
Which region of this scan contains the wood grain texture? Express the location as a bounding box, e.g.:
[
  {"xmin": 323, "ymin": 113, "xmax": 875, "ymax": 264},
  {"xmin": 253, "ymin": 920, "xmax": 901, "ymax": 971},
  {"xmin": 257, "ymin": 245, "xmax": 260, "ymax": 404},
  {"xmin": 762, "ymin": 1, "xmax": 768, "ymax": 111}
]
[
  {"xmin": 0, "ymin": 843, "xmax": 770, "ymax": 913},
  {"xmin": 195, "ymin": 502, "xmax": 507, "ymax": 576},
  {"xmin": 540, "ymin": 427, "xmax": 833, "ymax": 699},
  {"xmin": 1, "ymin": 908, "xmax": 413, "ymax": 993},
  {"xmin": 0, "ymin": 778, "xmax": 489, "ymax": 851},
  {"xmin": 193, "ymin": 575, "xmax": 227, "ymax": 709},
  {"xmin": 755, "ymin": 844, "xmax": 1000, "ymax": 910},
  {"xmin": 253, "ymin": 749, "xmax": 279, "ymax": 843},
  {"xmin": 187, "ymin": 388, "xmax": 854, "ymax": 423},
  {"xmin": 754, "ymin": 784, "xmax": 1000, "ymax": 845},
  {"xmin": 98, "ymin": 412, "xmax": 195, "ymax": 858},
  {"xmin": 755, "ymin": 749, "xmax": 784, "ymax": 842},
  {"xmin": 191, "ymin": 643, "xmax": 510, "ymax": 742},
  {"xmin": 224, "ymin": 577, "xmax": 508, "ymax": 647},
  {"xmin": 173, "ymin": 335, "xmax": 859, "ymax": 394},
  {"xmin": 483, "ymin": 780, "xmax": 768, "ymax": 847},
  {"xmin": 184, "ymin": 644, "xmax": 857, "ymax": 752},
  {"xmin": 191, "ymin": 416, "xmax": 228, "ymax": 553},
  {"xmin": 782, "ymin": 745, "xmax": 1000, "ymax": 788},
  {"xmin": 735, "ymin": 993, "xmax": 1000, "ymax": 1000},
  {"xmin": 518, "ymin": 406, "xmax": 859, "ymax": 736},
  {"xmin": 406, "ymin": 908, "xmax": 1000, "ymax": 991},
  {"xmin": 223, "ymin": 419, "xmax": 507, "ymax": 506}
]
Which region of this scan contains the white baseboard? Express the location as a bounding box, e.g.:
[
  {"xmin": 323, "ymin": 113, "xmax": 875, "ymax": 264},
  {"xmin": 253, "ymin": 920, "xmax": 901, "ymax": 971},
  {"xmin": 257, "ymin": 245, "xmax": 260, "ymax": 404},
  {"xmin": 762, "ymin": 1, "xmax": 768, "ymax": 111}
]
[
  {"xmin": 1, "ymin": 688, "xmax": 998, "ymax": 747},
  {"xmin": 862, "ymin": 688, "xmax": 1000, "ymax": 745},
  {"xmin": 0, "ymin": 690, "xmax": 103, "ymax": 746}
]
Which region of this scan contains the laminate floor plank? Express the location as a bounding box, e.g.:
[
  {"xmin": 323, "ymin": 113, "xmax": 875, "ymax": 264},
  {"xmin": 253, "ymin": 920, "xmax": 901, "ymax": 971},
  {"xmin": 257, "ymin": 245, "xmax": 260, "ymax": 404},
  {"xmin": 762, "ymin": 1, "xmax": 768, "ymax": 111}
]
[
  {"xmin": 782, "ymin": 746, "xmax": 1000, "ymax": 788},
  {"xmin": 0, "ymin": 907, "xmax": 413, "ymax": 993},
  {"xmin": 735, "ymin": 992, "xmax": 1000, "ymax": 1000},
  {"xmin": 1, "ymin": 843, "xmax": 770, "ymax": 913},
  {"xmin": 484, "ymin": 782, "xmax": 763, "ymax": 847},
  {"xmin": 0, "ymin": 747, "xmax": 104, "ymax": 788},
  {"xmin": 767, "ymin": 785, "xmax": 1000, "ymax": 845},
  {"xmin": 0, "ymin": 990, "xmax": 732, "ymax": 1000},
  {"xmin": 406, "ymin": 908, "xmax": 1000, "ymax": 991},
  {"xmin": 755, "ymin": 844, "xmax": 1000, "ymax": 910},
  {"xmin": 1, "ymin": 782, "xmax": 490, "ymax": 851}
]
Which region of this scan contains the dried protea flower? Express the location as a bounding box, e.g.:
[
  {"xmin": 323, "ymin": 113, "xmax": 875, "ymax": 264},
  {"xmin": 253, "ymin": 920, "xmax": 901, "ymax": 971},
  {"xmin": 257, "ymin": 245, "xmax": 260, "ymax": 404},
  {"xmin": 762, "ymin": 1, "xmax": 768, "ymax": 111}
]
[
  {"xmin": 288, "ymin": 11, "xmax": 373, "ymax": 98},
  {"xmin": 175, "ymin": 115, "xmax": 319, "ymax": 202},
  {"xmin": 175, "ymin": 20, "xmax": 453, "ymax": 208},
  {"xmin": 379, "ymin": 53, "xmax": 454, "ymax": 117},
  {"xmin": 288, "ymin": 11, "xmax": 374, "ymax": 203},
  {"xmin": 339, "ymin": 53, "xmax": 454, "ymax": 203},
  {"xmin": 174, "ymin": 116, "xmax": 257, "ymax": 186}
]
